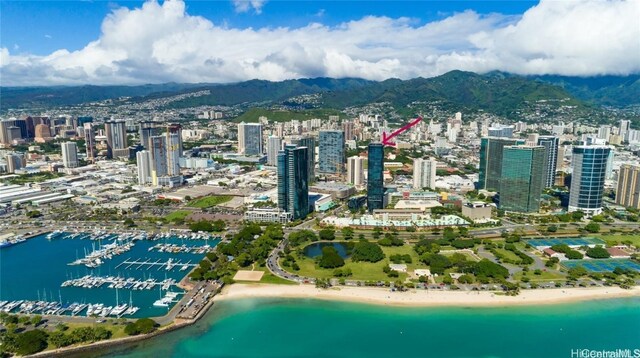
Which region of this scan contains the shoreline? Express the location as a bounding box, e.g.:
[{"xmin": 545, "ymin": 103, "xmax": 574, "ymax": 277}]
[{"xmin": 216, "ymin": 283, "xmax": 640, "ymax": 307}]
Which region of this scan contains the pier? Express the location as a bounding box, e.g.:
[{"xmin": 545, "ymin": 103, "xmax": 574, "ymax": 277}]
[
  {"xmin": 61, "ymin": 274, "xmax": 177, "ymax": 291},
  {"xmin": 115, "ymin": 258, "xmax": 197, "ymax": 271}
]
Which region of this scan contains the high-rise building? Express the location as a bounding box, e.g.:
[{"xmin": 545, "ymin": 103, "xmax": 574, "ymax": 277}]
[
  {"xmin": 167, "ymin": 124, "xmax": 183, "ymax": 155},
  {"xmin": 139, "ymin": 121, "xmax": 159, "ymax": 150},
  {"xmin": 343, "ymin": 121, "xmax": 354, "ymax": 141},
  {"xmin": 537, "ymin": 136, "xmax": 559, "ymax": 188},
  {"xmin": 34, "ymin": 124, "xmax": 52, "ymax": 143},
  {"xmin": 367, "ymin": 143, "xmax": 385, "ymax": 212},
  {"xmin": 136, "ymin": 150, "xmax": 152, "ymax": 185},
  {"xmin": 61, "ymin": 142, "xmax": 79, "ymax": 168},
  {"xmin": 0, "ymin": 120, "xmax": 12, "ymax": 144},
  {"xmin": 487, "ymin": 125, "xmax": 514, "ymax": 138},
  {"xmin": 5, "ymin": 154, "xmax": 23, "ymax": 173},
  {"xmin": 104, "ymin": 120, "xmax": 128, "ymax": 159},
  {"xmin": 237, "ymin": 122, "xmax": 263, "ymax": 155},
  {"xmin": 77, "ymin": 116, "xmax": 93, "ymax": 127},
  {"xmin": 277, "ymin": 144, "xmax": 309, "ymax": 220},
  {"xmin": 166, "ymin": 132, "xmax": 181, "ymax": 176},
  {"xmin": 413, "ymin": 158, "xmax": 437, "ymax": 190},
  {"xmin": 616, "ymin": 164, "xmax": 640, "ymax": 209},
  {"xmin": 347, "ymin": 156, "xmax": 364, "ymax": 186},
  {"xmin": 267, "ymin": 135, "xmax": 282, "ymax": 166},
  {"xmin": 619, "ymin": 119, "xmax": 631, "ymax": 142},
  {"xmin": 292, "ymin": 136, "xmax": 315, "ymax": 183},
  {"xmin": 6, "ymin": 127, "xmax": 22, "ymax": 142},
  {"xmin": 478, "ymin": 137, "xmax": 525, "ymax": 191},
  {"xmin": 150, "ymin": 135, "xmax": 168, "ymax": 185},
  {"xmin": 499, "ymin": 146, "xmax": 545, "ymax": 213},
  {"xmin": 318, "ymin": 130, "xmax": 345, "ymax": 175},
  {"xmin": 568, "ymin": 145, "xmax": 611, "ymax": 215},
  {"xmin": 84, "ymin": 123, "xmax": 96, "ymax": 161}
]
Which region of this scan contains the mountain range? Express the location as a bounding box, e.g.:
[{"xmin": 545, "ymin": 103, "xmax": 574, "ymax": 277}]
[{"xmin": 1, "ymin": 71, "xmax": 639, "ymax": 114}]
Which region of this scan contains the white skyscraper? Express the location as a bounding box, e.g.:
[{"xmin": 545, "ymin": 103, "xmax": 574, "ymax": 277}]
[
  {"xmin": 413, "ymin": 158, "xmax": 437, "ymax": 190},
  {"xmin": 237, "ymin": 122, "xmax": 264, "ymax": 155},
  {"xmin": 347, "ymin": 156, "xmax": 364, "ymax": 186},
  {"xmin": 619, "ymin": 119, "xmax": 631, "ymax": 142},
  {"xmin": 136, "ymin": 150, "xmax": 152, "ymax": 185},
  {"xmin": 61, "ymin": 142, "xmax": 78, "ymax": 168},
  {"xmin": 267, "ymin": 135, "xmax": 282, "ymax": 166}
]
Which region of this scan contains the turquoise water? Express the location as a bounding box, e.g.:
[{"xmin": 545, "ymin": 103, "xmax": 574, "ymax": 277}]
[
  {"xmin": 0, "ymin": 233, "xmax": 218, "ymax": 317},
  {"xmin": 98, "ymin": 297, "xmax": 640, "ymax": 358},
  {"xmin": 304, "ymin": 242, "xmax": 350, "ymax": 258}
]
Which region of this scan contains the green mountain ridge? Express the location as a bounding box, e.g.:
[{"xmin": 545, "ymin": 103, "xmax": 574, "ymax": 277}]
[{"xmin": 1, "ymin": 71, "xmax": 638, "ymax": 113}]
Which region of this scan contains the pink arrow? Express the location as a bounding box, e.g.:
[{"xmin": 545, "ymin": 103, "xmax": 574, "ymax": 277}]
[{"xmin": 382, "ymin": 116, "xmax": 423, "ymax": 146}]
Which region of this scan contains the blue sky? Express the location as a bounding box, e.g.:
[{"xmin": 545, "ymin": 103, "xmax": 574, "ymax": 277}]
[
  {"xmin": 1, "ymin": 0, "xmax": 638, "ymax": 85},
  {"xmin": 1, "ymin": 1, "xmax": 537, "ymax": 55}
]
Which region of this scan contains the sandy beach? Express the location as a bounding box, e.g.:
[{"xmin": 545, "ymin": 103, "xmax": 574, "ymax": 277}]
[{"xmin": 216, "ymin": 283, "xmax": 640, "ymax": 307}]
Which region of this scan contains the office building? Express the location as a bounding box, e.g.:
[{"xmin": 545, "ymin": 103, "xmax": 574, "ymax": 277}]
[
  {"xmin": 292, "ymin": 136, "xmax": 315, "ymax": 183},
  {"xmin": 84, "ymin": 123, "xmax": 96, "ymax": 161},
  {"xmin": 367, "ymin": 143, "xmax": 385, "ymax": 212},
  {"xmin": 277, "ymin": 144, "xmax": 309, "ymax": 220},
  {"xmin": 0, "ymin": 120, "xmax": 12, "ymax": 144},
  {"xmin": 104, "ymin": 120, "xmax": 128, "ymax": 159},
  {"xmin": 166, "ymin": 132, "xmax": 181, "ymax": 176},
  {"xmin": 150, "ymin": 135, "xmax": 168, "ymax": 185},
  {"xmin": 499, "ymin": 146, "xmax": 545, "ymax": 213},
  {"xmin": 61, "ymin": 142, "xmax": 79, "ymax": 168},
  {"xmin": 478, "ymin": 137, "xmax": 525, "ymax": 191},
  {"xmin": 413, "ymin": 158, "xmax": 437, "ymax": 190},
  {"xmin": 318, "ymin": 130, "xmax": 345, "ymax": 175},
  {"xmin": 237, "ymin": 122, "xmax": 263, "ymax": 155},
  {"xmin": 568, "ymin": 145, "xmax": 611, "ymax": 215},
  {"xmin": 6, "ymin": 127, "xmax": 22, "ymax": 143},
  {"xmin": 267, "ymin": 135, "xmax": 282, "ymax": 166},
  {"xmin": 537, "ymin": 136, "xmax": 559, "ymax": 188},
  {"xmin": 347, "ymin": 156, "xmax": 364, "ymax": 186},
  {"xmin": 616, "ymin": 164, "xmax": 640, "ymax": 209},
  {"xmin": 136, "ymin": 150, "xmax": 152, "ymax": 185}
]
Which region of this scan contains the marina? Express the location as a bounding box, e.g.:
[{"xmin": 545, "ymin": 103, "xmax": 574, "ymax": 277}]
[
  {"xmin": 0, "ymin": 231, "xmax": 220, "ymax": 318},
  {"xmin": 61, "ymin": 274, "xmax": 177, "ymax": 291}
]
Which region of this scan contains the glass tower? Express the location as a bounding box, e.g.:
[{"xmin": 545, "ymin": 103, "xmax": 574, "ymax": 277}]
[
  {"xmin": 537, "ymin": 136, "xmax": 559, "ymax": 188},
  {"xmin": 367, "ymin": 143, "xmax": 385, "ymax": 212},
  {"xmin": 278, "ymin": 144, "xmax": 309, "ymax": 220},
  {"xmin": 318, "ymin": 130, "xmax": 345, "ymax": 175},
  {"xmin": 499, "ymin": 146, "xmax": 545, "ymax": 213},
  {"xmin": 478, "ymin": 137, "xmax": 525, "ymax": 191},
  {"xmin": 569, "ymin": 145, "xmax": 611, "ymax": 215},
  {"xmin": 292, "ymin": 135, "xmax": 316, "ymax": 183}
]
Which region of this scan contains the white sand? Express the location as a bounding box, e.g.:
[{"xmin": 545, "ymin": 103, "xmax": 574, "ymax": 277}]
[{"xmin": 216, "ymin": 284, "xmax": 640, "ymax": 307}]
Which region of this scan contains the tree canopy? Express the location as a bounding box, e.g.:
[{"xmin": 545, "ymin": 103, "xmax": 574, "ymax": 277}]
[{"xmin": 351, "ymin": 241, "xmax": 385, "ymax": 262}]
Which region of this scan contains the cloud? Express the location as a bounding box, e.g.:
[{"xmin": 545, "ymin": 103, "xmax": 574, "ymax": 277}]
[
  {"xmin": 44, "ymin": 34, "xmax": 52, "ymax": 39},
  {"xmin": 1, "ymin": 0, "xmax": 638, "ymax": 86},
  {"xmin": 232, "ymin": 0, "xmax": 266, "ymax": 14}
]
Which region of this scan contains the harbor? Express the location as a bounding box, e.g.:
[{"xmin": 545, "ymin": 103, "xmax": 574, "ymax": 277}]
[{"xmin": 0, "ymin": 231, "xmax": 220, "ymax": 318}]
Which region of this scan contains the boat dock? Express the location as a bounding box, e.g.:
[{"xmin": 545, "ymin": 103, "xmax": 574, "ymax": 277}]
[
  {"xmin": 61, "ymin": 274, "xmax": 177, "ymax": 291},
  {"xmin": 115, "ymin": 258, "xmax": 197, "ymax": 271}
]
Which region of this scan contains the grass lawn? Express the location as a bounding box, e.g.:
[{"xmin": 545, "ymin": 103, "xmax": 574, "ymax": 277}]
[
  {"xmin": 291, "ymin": 243, "xmax": 429, "ymax": 281},
  {"xmin": 440, "ymin": 250, "xmax": 480, "ymax": 262},
  {"xmin": 187, "ymin": 195, "xmax": 233, "ymax": 208},
  {"xmin": 595, "ymin": 234, "xmax": 640, "ymax": 247},
  {"xmin": 492, "ymin": 248, "xmax": 523, "ymax": 263},
  {"xmin": 165, "ymin": 210, "xmax": 190, "ymax": 222},
  {"xmin": 513, "ymin": 270, "xmax": 566, "ymax": 282},
  {"xmin": 258, "ymin": 272, "xmax": 299, "ymax": 285}
]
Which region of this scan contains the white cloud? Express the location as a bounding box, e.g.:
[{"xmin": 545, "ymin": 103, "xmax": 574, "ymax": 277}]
[
  {"xmin": 232, "ymin": 0, "xmax": 266, "ymax": 14},
  {"xmin": 1, "ymin": 0, "xmax": 638, "ymax": 86},
  {"xmin": 44, "ymin": 34, "xmax": 52, "ymax": 39}
]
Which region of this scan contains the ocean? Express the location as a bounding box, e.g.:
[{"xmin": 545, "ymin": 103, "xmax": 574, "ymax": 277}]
[{"xmin": 97, "ymin": 296, "xmax": 640, "ymax": 358}]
